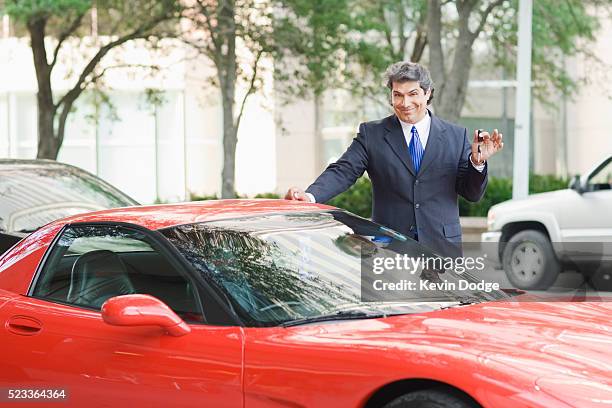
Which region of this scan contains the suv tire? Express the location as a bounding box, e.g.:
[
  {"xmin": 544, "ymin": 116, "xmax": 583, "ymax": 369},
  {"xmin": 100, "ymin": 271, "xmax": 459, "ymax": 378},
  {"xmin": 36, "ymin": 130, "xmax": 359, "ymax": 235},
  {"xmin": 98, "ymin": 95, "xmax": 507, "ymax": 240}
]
[{"xmin": 502, "ymin": 229, "xmax": 560, "ymax": 290}]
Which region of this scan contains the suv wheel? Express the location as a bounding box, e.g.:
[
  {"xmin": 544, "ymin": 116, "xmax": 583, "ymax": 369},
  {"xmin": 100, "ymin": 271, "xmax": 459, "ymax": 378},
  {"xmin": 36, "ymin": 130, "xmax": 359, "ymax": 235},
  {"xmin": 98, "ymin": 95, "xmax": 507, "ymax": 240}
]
[{"xmin": 502, "ymin": 230, "xmax": 560, "ymax": 290}]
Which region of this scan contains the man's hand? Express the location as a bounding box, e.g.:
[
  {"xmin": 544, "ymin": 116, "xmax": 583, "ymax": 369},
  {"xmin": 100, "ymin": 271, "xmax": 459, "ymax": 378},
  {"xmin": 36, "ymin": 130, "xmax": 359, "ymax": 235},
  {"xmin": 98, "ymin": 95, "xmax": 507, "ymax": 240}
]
[
  {"xmin": 471, "ymin": 129, "xmax": 504, "ymax": 165},
  {"xmin": 285, "ymin": 187, "xmax": 310, "ymax": 201}
]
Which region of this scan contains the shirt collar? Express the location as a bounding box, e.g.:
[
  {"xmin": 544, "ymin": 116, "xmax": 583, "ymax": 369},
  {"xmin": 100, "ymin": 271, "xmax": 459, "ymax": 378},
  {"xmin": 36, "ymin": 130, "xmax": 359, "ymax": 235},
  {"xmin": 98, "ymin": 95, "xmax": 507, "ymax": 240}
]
[{"xmin": 398, "ymin": 111, "xmax": 431, "ymax": 138}]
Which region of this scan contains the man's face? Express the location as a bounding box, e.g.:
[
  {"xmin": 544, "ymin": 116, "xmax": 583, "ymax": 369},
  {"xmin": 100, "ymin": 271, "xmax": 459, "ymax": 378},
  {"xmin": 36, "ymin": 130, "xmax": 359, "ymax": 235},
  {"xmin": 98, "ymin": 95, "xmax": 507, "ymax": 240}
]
[{"xmin": 391, "ymin": 81, "xmax": 431, "ymax": 124}]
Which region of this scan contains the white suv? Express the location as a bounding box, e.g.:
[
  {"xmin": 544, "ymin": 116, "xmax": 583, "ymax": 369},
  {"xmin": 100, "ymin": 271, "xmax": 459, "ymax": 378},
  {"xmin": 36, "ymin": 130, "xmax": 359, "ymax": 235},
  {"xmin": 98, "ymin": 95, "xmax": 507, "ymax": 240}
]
[{"xmin": 482, "ymin": 155, "xmax": 612, "ymax": 289}]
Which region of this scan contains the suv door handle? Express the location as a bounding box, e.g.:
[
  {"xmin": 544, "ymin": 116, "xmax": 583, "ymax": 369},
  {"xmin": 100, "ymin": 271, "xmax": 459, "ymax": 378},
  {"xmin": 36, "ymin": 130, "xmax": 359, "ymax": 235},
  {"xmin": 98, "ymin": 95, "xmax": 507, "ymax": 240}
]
[{"xmin": 6, "ymin": 315, "xmax": 43, "ymax": 336}]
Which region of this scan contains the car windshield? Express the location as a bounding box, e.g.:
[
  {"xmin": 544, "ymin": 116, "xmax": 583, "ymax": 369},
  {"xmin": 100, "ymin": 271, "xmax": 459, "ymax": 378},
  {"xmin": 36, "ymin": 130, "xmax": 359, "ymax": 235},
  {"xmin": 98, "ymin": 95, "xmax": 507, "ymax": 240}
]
[
  {"xmin": 0, "ymin": 163, "xmax": 138, "ymax": 232},
  {"xmin": 162, "ymin": 211, "xmax": 509, "ymax": 327}
]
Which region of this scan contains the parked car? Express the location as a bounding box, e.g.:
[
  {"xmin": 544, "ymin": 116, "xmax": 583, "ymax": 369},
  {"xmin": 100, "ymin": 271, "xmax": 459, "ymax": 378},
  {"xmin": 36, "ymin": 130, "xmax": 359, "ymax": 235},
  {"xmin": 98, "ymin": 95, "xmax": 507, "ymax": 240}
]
[
  {"xmin": 0, "ymin": 159, "xmax": 139, "ymax": 255},
  {"xmin": 1, "ymin": 199, "xmax": 610, "ymax": 407},
  {"xmin": 482, "ymin": 155, "xmax": 612, "ymax": 290}
]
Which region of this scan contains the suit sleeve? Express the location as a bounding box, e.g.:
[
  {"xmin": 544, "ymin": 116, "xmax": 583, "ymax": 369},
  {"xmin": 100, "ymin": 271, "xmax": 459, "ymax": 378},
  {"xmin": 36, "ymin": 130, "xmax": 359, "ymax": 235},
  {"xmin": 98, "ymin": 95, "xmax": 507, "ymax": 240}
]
[
  {"xmin": 305, "ymin": 123, "xmax": 369, "ymax": 203},
  {"xmin": 456, "ymin": 127, "xmax": 488, "ymax": 202}
]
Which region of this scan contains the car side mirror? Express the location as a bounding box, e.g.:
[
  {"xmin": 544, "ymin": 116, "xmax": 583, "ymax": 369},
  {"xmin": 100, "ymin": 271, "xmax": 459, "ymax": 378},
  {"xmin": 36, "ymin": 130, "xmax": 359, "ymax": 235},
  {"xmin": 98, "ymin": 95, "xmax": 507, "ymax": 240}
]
[
  {"xmin": 101, "ymin": 294, "xmax": 191, "ymax": 337},
  {"xmin": 569, "ymin": 175, "xmax": 584, "ymax": 194}
]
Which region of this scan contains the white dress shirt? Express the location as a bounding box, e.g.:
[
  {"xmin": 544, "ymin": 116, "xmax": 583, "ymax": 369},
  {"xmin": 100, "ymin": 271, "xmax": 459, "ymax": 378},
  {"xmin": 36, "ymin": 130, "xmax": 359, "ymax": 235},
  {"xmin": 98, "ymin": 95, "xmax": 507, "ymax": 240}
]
[
  {"xmin": 399, "ymin": 113, "xmax": 431, "ymax": 150},
  {"xmin": 306, "ymin": 113, "xmax": 484, "ymax": 203}
]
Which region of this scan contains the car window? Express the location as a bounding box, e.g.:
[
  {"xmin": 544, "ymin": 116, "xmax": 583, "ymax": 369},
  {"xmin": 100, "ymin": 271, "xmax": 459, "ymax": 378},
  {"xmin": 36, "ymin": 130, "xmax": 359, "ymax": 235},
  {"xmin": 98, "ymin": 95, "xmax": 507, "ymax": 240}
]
[
  {"xmin": 33, "ymin": 224, "xmax": 204, "ymax": 323},
  {"xmin": 0, "ymin": 164, "xmax": 138, "ymax": 233}
]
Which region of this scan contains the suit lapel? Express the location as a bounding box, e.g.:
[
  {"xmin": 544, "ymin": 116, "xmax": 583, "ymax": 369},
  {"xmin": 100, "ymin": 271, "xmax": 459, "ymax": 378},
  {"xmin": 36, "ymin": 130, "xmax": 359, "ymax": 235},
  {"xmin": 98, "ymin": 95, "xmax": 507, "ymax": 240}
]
[
  {"xmin": 417, "ymin": 112, "xmax": 445, "ymax": 175},
  {"xmin": 383, "ymin": 115, "xmax": 416, "ymax": 176}
]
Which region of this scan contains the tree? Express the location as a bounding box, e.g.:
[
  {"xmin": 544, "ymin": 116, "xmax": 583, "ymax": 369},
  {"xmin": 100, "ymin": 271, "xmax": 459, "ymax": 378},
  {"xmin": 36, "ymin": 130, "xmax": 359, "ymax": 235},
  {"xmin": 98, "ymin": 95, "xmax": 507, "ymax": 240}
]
[
  {"xmin": 182, "ymin": 0, "xmax": 277, "ymax": 198},
  {"xmin": 5, "ymin": 0, "xmax": 179, "ymax": 160},
  {"xmin": 273, "ymin": 0, "xmax": 352, "ymax": 169},
  {"xmin": 347, "ymin": 0, "xmax": 607, "ymax": 123}
]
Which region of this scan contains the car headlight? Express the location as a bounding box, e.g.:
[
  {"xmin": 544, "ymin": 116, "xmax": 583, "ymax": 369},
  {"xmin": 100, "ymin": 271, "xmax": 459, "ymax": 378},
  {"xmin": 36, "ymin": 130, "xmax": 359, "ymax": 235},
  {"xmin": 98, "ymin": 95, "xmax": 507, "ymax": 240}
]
[{"xmin": 487, "ymin": 210, "xmax": 495, "ymax": 231}]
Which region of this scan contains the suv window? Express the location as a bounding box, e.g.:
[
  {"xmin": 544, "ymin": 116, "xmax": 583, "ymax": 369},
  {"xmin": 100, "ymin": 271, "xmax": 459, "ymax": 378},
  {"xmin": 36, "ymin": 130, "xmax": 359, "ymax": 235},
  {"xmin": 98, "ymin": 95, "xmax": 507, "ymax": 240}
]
[
  {"xmin": 588, "ymin": 159, "xmax": 612, "ymax": 191},
  {"xmin": 33, "ymin": 224, "xmax": 204, "ymax": 323}
]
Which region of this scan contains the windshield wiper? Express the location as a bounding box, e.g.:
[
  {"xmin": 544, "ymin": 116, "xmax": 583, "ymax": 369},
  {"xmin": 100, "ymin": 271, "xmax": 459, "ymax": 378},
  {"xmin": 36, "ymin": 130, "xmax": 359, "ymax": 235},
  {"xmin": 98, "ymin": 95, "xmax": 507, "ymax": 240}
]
[
  {"xmin": 280, "ymin": 310, "xmax": 386, "ymax": 328},
  {"xmin": 439, "ymin": 296, "xmax": 481, "ymax": 310}
]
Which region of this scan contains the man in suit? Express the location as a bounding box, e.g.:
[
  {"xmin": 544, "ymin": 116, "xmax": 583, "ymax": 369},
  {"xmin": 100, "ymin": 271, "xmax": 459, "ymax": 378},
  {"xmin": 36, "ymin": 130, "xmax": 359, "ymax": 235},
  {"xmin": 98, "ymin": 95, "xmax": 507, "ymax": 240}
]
[{"xmin": 285, "ymin": 61, "xmax": 503, "ymax": 257}]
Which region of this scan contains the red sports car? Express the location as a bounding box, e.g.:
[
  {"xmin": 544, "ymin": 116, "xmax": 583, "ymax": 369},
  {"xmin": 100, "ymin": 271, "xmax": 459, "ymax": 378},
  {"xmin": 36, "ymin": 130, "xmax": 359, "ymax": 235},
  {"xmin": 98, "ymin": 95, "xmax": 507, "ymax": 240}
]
[{"xmin": 0, "ymin": 200, "xmax": 610, "ymax": 407}]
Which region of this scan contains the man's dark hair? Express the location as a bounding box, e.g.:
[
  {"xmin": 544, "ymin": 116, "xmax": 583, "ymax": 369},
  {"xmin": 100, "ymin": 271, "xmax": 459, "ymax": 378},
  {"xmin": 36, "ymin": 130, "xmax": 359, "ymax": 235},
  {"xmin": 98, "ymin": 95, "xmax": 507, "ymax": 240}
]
[{"xmin": 385, "ymin": 61, "xmax": 435, "ymax": 105}]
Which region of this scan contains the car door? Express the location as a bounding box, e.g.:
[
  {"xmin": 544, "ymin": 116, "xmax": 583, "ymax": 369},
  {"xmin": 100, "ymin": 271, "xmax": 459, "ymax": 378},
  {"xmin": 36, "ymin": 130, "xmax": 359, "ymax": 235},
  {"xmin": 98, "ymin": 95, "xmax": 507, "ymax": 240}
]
[
  {"xmin": 0, "ymin": 223, "xmax": 243, "ymax": 408},
  {"xmin": 561, "ymin": 157, "xmax": 612, "ymax": 243}
]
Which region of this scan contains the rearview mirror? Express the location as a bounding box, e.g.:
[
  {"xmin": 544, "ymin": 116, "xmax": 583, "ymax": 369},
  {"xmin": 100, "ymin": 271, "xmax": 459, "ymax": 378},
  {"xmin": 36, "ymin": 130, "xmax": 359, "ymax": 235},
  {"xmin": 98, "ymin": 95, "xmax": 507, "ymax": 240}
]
[
  {"xmin": 569, "ymin": 175, "xmax": 584, "ymax": 194},
  {"xmin": 101, "ymin": 294, "xmax": 191, "ymax": 337}
]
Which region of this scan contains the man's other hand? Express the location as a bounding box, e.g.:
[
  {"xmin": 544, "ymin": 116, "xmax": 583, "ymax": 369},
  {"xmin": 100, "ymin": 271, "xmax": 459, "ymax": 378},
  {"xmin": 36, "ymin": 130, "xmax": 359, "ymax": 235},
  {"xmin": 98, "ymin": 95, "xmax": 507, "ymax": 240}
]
[
  {"xmin": 471, "ymin": 128, "xmax": 504, "ymax": 165},
  {"xmin": 285, "ymin": 187, "xmax": 310, "ymax": 201}
]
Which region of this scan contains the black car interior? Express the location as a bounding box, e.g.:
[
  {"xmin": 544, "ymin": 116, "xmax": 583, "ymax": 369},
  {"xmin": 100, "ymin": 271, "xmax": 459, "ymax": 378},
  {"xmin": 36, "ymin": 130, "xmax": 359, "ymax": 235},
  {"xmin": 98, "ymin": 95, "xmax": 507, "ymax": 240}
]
[{"xmin": 35, "ymin": 249, "xmax": 204, "ymax": 323}]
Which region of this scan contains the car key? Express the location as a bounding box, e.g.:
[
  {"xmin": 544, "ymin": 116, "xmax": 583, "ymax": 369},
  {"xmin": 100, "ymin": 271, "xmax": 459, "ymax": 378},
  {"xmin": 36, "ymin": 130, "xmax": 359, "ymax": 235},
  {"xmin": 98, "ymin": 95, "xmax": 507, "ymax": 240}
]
[{"xmin": 477, "ymin": 129, "xmax": 483, "ymax": 163}]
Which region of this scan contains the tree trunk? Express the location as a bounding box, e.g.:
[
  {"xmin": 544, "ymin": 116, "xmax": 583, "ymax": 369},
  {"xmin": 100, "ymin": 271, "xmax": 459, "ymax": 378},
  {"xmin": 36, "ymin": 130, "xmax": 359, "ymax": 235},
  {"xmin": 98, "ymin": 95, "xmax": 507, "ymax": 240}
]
[
  {"xmin": 435, "ymin": 36, "xmax": 473, "ymax": 123},
  {"xmin": 36, "ymin": 108, "xmax": 58, "ymax": 159},
  {"xmin": 427, "ymin": 0, "xmax": 445, "ymax": 102},
  {"xmin": 27, "ymin": 17, "xmax": 59, "ymax": 159},
  {"xmin": 219, "ymin": 0, "xmax": 238, "ymax": 199},
  {"xmin": 427, "ymin": 0, "xmax": 476, "ymax": 123},
  {"xmin": 221, "ymin": 93, "xmax": 238, "ymax": 198}
]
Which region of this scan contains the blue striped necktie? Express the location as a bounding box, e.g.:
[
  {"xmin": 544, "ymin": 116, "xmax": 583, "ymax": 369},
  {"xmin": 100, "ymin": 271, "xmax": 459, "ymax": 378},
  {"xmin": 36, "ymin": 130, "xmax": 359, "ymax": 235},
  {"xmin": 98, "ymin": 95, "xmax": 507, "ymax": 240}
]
[{"xmin": 409, "ymin": 125, "xmax": 424, "ymax": 173}]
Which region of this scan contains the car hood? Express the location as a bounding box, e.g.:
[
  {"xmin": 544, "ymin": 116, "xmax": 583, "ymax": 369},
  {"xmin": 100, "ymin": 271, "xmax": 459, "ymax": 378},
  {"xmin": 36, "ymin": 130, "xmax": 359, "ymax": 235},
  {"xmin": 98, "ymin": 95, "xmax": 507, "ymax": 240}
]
[
  {"xmin": 490, "ymin": 189, "xmax": 577, "ymax": 214},
  {"xmin": 290, "ymin": 301, "xmax": 612, "ymax": 406}
]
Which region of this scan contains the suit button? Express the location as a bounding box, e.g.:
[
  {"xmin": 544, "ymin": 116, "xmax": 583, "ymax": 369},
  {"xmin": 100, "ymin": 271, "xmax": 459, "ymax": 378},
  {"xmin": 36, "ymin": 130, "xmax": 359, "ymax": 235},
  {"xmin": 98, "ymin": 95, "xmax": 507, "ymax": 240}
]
[
  {"xmin": 415, "ymin": 203, "xmax": 420, "ymax": 209},
  {"xmin": 415, "ymin": 179, "xmax": 419, "ymax": 185},
  {"xmin": 409, "ymin": 225, "xmax": 415, "ymax": 231}
]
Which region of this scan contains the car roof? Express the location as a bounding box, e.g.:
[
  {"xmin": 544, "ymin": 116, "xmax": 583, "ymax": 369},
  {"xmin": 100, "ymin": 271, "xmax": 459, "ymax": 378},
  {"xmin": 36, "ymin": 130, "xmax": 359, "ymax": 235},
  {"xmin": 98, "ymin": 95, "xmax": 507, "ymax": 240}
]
[
  {"xmin": 49, "ymin": 199, "xmax": 336, "ymax": 230},
  {"xmin": 0, "ymin": 159, "xmax": 76, "ymax": 168}
]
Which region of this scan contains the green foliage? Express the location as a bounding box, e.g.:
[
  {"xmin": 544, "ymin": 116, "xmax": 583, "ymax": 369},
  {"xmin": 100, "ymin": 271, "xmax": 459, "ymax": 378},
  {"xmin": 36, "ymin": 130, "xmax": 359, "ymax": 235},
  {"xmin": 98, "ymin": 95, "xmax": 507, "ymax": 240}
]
[
  {"xmin": 190, "ymin": 193, "xmax": 221, "ymax": 201},
  {"xmin": 459, "ymin": 174, "xmax": 570, "ymax": 217},
  {"xmin": 5, "ymin": 0, "xmax": 90, "ymax": 22},
  {"xmin": 253, "ymin": 192, "xmax": 281, "ymax": 199},
  {"xmin": 274, "ymin": 0, "xmax": 352, "ymax": 98},
  {"xmin": 341, "ymin": 0, "xmax": 609, "ymax": 111},
  {"xmin": 490, "ymin": 0, "xmax": 605, "ymax": 105},
  {"xmin": 327, "ymin": 177, "xmax": 372, "ymax": 218},
  {"xmin": 458, "ymin": 177, "xmax": 513, "ymax": 217}
]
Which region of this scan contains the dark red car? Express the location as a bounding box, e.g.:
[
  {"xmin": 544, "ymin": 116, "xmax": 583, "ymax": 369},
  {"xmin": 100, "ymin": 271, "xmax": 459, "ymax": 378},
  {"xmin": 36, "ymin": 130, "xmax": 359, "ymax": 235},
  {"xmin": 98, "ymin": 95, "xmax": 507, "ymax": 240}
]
[{"xmin": 0, "ymin": 200, "xmax": 610, "ymax": 407}]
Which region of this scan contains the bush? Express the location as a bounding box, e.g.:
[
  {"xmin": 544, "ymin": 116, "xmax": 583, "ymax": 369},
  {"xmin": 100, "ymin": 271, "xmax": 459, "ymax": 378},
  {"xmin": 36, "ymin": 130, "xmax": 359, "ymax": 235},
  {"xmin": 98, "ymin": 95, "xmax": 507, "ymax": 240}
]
[
  {"xmin": 327, "ymin": 177, "xmax": 372, "ymax": 218},
  {"xmin": 458, "ymin": 177, "xmax": 512, "ymax": 217},
  {"xmin": 253, "ymin": 192, "xmax": 281, "ymax": 199},
  {"xmin": 459, "ymin": 173, "xmax": 569, "ymax": 216},
  {"xmin": 189, "ymin": 193, "xmax": 221, "ymax": 201}
]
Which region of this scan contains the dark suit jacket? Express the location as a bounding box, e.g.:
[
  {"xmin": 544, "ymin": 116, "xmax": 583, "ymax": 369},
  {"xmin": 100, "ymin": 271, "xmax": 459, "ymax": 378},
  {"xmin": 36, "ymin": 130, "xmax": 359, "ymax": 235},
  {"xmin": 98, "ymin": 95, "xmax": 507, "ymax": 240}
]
[{"xmin": 306, "ymin": 112, "xmax": 487, "ymax": 257}]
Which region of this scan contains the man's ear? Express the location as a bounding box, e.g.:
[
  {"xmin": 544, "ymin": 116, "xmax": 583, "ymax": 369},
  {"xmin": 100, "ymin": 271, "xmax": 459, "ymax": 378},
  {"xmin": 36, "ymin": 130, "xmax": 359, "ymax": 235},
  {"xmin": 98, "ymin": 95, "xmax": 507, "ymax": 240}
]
[{"xmin": 426, "ymin": 88, "xmax": 435, "ymax": 105}]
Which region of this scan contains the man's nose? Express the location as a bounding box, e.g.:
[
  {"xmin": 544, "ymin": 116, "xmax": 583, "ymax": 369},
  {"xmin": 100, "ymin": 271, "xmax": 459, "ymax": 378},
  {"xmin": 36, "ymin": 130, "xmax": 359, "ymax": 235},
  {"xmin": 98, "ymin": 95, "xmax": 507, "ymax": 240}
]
[{"xmin": 402, "ymin": 96, "xmax": 411, "ymax": 107}]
